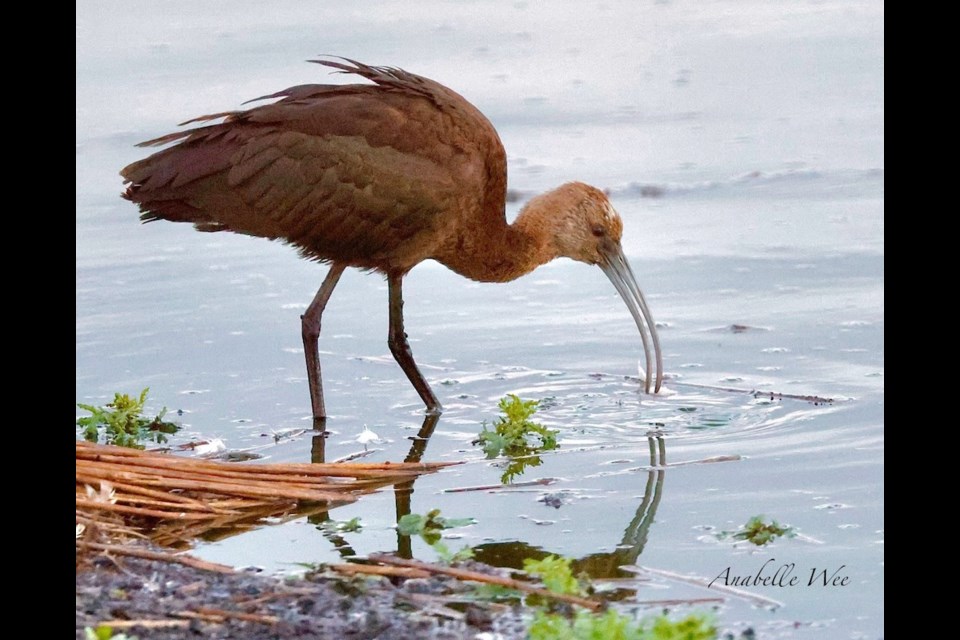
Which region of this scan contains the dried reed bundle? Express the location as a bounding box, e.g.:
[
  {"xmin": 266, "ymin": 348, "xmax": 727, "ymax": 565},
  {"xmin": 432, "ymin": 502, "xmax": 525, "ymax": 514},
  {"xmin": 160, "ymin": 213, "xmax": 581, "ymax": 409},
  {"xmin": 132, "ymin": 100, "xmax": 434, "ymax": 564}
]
[{"xmin": 76, "ymin": 441, "xmax": 456, "ymax": 552}]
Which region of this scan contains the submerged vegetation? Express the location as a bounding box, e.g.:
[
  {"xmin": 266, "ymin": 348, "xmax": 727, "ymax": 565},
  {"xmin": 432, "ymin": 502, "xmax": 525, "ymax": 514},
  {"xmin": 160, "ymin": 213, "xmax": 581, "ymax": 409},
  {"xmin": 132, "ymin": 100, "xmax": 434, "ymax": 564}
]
[
  {"xmin": 84, "ymin": 626, "xmax": 138, "ymax": 640},
  {"xmin": 524, "ymin": 554, "xmax": 587, "ymax": 597},
  {"xmin": 474, "ymin": 394, "xmax": 559, "ymax": 483},
  {"xmin": 77, "ymin": 388, "xmax": 179, "ymax": 449},
  {"xmin": 524, "ymin": 554, "xmax": 716, "ymax": 639},
  {"xmin": 318, "ymin": 517, "xmax": 363, "ymax": 534},
  {"xmin": 397, "ymin": 509, "xmax": 476, "ymax": 562},
  {"xmin": 721, "ymin": 515, "xmax": 797, "ymax": 546},
  {"xmin": 529, "ymin": 608, "xmax": 717, "ymax": 640}
]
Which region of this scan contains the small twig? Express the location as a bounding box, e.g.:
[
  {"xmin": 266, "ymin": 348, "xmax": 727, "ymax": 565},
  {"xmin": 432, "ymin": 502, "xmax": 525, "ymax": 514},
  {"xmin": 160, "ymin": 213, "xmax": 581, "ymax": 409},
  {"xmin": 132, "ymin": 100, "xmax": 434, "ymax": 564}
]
[
  {"xmin": 367, "ymin": 553, "xmax": 604, "ymax": 612},
  {"xmin": 77, "ymin": 541, "xmax": 235, "ymax": 574},
  {"xmin": 76, "ymin": 472, "xmax": 219, "ymax": 510},
  {"xmin": 98, "ymin": 552, "xmax": 143, "ymax": 579},
  {"xmin": 327, "ymin": 563, "xmax": 431, "ymax": 579},
  {"xmin": 442, "ymin": 478, "xmax": 559, "ymax": 493},
  {"xmin": 170, "ymin": 610, "xmax": 227, "ymax": 623},
  {"xmin": 77, "ymin": 464, "xmax": 358, "ymax": 502},
  {"xmin": 234, "ymin": 587, "xmax": 324, "ymax": 606},
  {"xmin": 665, "ymin": 380, "xmax": 835, "ymax": 405},
  {"xmin": 75, "ymin": 514, "xmax": 147, "ymax": 537},
  {"xmin": 394, "ymin": 591, "xmax": 466, "ymax": 620},
  {"xmin": 626, "ymin": 565, "xmax": 783, "ymax": 609},
  {"xmin": 174, "ymin": 580, "xmax": 208, "ymax": 596},
  {"xmin": 77, "ymin": 441, "xmax": 458, "ymax": 475},
  {"xmin": 670, "ymin": 455, "xmax": 742, "ymax": 466},
  {"xmin": 634, "ymin": 597, "xmax": 726, "ymax": 606},
  {"xmin": 76, "ymin": 497, "xmax": 236, "ymax": 520},
  {"xmin": 332, "ymin": 449, "xmax": 382, "ymax": 463},
  {"xmin": 190, "ymin": 606, "xmax": 279, "ymax": 624}
]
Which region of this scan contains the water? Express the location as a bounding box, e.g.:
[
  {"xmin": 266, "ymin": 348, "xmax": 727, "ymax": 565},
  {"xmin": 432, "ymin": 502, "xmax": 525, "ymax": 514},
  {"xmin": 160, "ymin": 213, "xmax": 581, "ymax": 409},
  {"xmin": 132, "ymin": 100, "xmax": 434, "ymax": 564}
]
[{"xmin": 77, "ymin": 2, "xmax": 883, "ymax": 637}]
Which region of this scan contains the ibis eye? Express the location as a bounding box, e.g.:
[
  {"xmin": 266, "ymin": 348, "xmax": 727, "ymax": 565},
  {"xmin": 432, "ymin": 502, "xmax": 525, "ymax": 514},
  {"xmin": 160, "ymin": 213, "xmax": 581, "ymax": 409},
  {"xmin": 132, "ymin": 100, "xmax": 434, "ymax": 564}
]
[{"xmin": 591, "ymin": 225, "xmax": 605, "ymax": 237}]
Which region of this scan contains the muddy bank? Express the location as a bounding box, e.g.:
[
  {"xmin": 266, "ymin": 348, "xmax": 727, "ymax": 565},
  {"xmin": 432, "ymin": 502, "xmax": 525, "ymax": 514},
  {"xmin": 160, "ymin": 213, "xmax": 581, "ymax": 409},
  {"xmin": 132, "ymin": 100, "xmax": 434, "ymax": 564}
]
[{"xmin": 76, "ymin": 547, "xmax": 528, "ymax": 639}]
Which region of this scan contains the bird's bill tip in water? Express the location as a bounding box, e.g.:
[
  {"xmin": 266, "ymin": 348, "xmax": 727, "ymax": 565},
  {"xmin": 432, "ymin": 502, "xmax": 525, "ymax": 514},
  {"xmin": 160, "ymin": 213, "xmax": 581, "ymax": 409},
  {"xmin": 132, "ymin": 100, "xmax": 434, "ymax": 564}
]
[{"xmin": 598, "ymin": 244, "xmax": 663, "ymax": 394}]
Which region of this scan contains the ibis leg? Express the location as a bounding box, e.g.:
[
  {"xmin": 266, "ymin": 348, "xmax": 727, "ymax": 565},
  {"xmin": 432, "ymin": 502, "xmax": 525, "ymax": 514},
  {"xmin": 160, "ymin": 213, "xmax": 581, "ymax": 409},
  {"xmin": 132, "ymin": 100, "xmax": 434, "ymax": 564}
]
[
  {"xmin": 387, "ymin": 273, "xmax": 443, "ymax": 414},
  {"xmin": 302, "ymin": 263, "xmax": 346, "ymax": 420}
]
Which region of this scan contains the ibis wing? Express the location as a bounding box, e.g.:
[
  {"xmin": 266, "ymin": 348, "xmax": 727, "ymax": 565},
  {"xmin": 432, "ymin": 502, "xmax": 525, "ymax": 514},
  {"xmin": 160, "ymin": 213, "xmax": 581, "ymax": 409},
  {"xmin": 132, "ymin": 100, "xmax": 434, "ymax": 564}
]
[
  {"xmin": 224, "ymin": 127, "xmax": 463, "ymax": 269},
  {"xmin": 123, "ymin": 90, "xmax": 474, "ymax": 271},
  {"xmin": 122, "ymin": 60, "xmax": 506, "ymax": 272}
]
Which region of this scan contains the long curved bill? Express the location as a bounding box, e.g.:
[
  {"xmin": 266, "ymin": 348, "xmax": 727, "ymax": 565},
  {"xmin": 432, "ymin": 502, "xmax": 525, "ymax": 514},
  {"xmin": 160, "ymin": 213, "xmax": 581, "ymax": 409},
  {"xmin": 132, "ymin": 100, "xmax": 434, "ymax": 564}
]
[{"xmin": 599, "ymin": 244, "xmax": 663, "ymax": 394}]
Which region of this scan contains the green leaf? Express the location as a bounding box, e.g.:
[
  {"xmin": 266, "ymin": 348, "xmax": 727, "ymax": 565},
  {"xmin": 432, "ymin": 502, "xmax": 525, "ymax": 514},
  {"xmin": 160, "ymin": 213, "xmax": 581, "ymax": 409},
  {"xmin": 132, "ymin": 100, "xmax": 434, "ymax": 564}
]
[
  {"xmin": 319, "ymin": 517, "xmax": 362, "ymax": 534},
  {"xmin": 397, "ymin": 513, "xmax": 426, "ymax": 537},
  {"xmin": 528, "ymin": 609, "xmax": 716, "ymax": 640},
  {"xmin": 397, "ymin": 509, "xmax": 475, "ymax": 563},
  {"xmin": 76, "ymin": 388, "xmax": 180, "ymax": 449},
  {"xmin": 473, "ymin": 395, "xmax": 559, "ymax": 484},
  {"xmin": 529, "ymin": 610, "xmax": 577, "ymax": 640},
  {"xmin": 524, "ymin": 555, "xmax": 584, "ymax": 597},
  {"xmin": 572, "ymin": 608, "xmax": 637, "ymax": 639},
  {"xmin": 430, "ymin": 540, "xmax": 475, "ymax": 563},
  {"xmin": 83, "ymin": 626, "xmax": 140, "ymax": 640},
  {"xmin": 476, "ymin": 429, "xmax": 507, "ymax": 458},
  {"xmin": 645, "ymin": 613, "xmax": 716, "ymax": 639},
  {"xmin": 720, "ymin": 514, "xmax": 796, "ymax": 546},
  {"xmin": 471, "ymin": 583, "xmax": 522, "ymax": 601}
]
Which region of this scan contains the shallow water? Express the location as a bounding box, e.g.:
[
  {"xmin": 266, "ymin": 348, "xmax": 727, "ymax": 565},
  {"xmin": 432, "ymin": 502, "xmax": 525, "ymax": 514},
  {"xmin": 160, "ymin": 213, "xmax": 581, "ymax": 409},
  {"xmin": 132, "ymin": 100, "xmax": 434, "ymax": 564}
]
[{"xmin": 77, "ymin": 2, "xmax": 883, "ymax": 637}]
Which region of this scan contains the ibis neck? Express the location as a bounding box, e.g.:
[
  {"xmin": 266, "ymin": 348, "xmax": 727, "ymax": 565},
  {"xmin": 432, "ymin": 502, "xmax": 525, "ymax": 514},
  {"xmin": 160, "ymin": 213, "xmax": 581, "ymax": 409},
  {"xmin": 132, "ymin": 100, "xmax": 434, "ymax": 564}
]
[{"xmin": 435, "ymin": 205, "xmax": 558, "ymax": 283}]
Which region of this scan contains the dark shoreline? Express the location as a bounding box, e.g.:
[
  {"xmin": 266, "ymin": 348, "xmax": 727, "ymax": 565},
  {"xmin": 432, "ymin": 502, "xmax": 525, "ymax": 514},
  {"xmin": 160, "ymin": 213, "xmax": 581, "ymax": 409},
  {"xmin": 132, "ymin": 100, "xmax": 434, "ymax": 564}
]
[{"xmin": 76, "ymin": 546, "xmax": 528, "ymax": 639}]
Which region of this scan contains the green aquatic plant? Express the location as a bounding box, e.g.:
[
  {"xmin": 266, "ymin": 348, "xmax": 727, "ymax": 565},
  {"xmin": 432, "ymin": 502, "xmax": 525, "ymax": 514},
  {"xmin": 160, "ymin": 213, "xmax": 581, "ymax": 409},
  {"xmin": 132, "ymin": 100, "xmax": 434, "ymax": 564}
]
[
  {"xmin": 474, "ymin": 394, "xmax": 559, "ymax": 483},
  {"xmin": 318, "ymin": 517, "xmax": 363, "ymax": 534},
  {"xmin": 397, "ymin": 509, "xmax": 476, "ymax": 563},
  {"xmin": 722, "ymin": 515, "xmax": 797, "ymax": 546},
  {"xmin": 524, "ymin": 554, "xmax": 586, "ymax": 597},
  {"xmin": 77, "ymin": 388, "xmax": 180, "ymax": 449},
  {"xmin": 85, "ymin": 626, "xmax": 139, "ymax": 640},
  {"xmin": 524, "ymin": 554, "xmax": 717, "ymax": 639},
  {"xmin": 471, "ymin": 583, "xmax": 523, "ymax": 601},
  {"xmin": 529, "ymin": 609, "xmax": 717, "ymax": 640}
]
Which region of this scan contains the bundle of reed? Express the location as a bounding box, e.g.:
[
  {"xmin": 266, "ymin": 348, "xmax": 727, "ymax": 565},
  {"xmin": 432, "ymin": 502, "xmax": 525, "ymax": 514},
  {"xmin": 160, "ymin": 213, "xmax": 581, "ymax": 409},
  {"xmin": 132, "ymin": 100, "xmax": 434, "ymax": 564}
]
[{"xmin": 76, "ymin": 441, "xmax": 457, "ymax": 551}]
